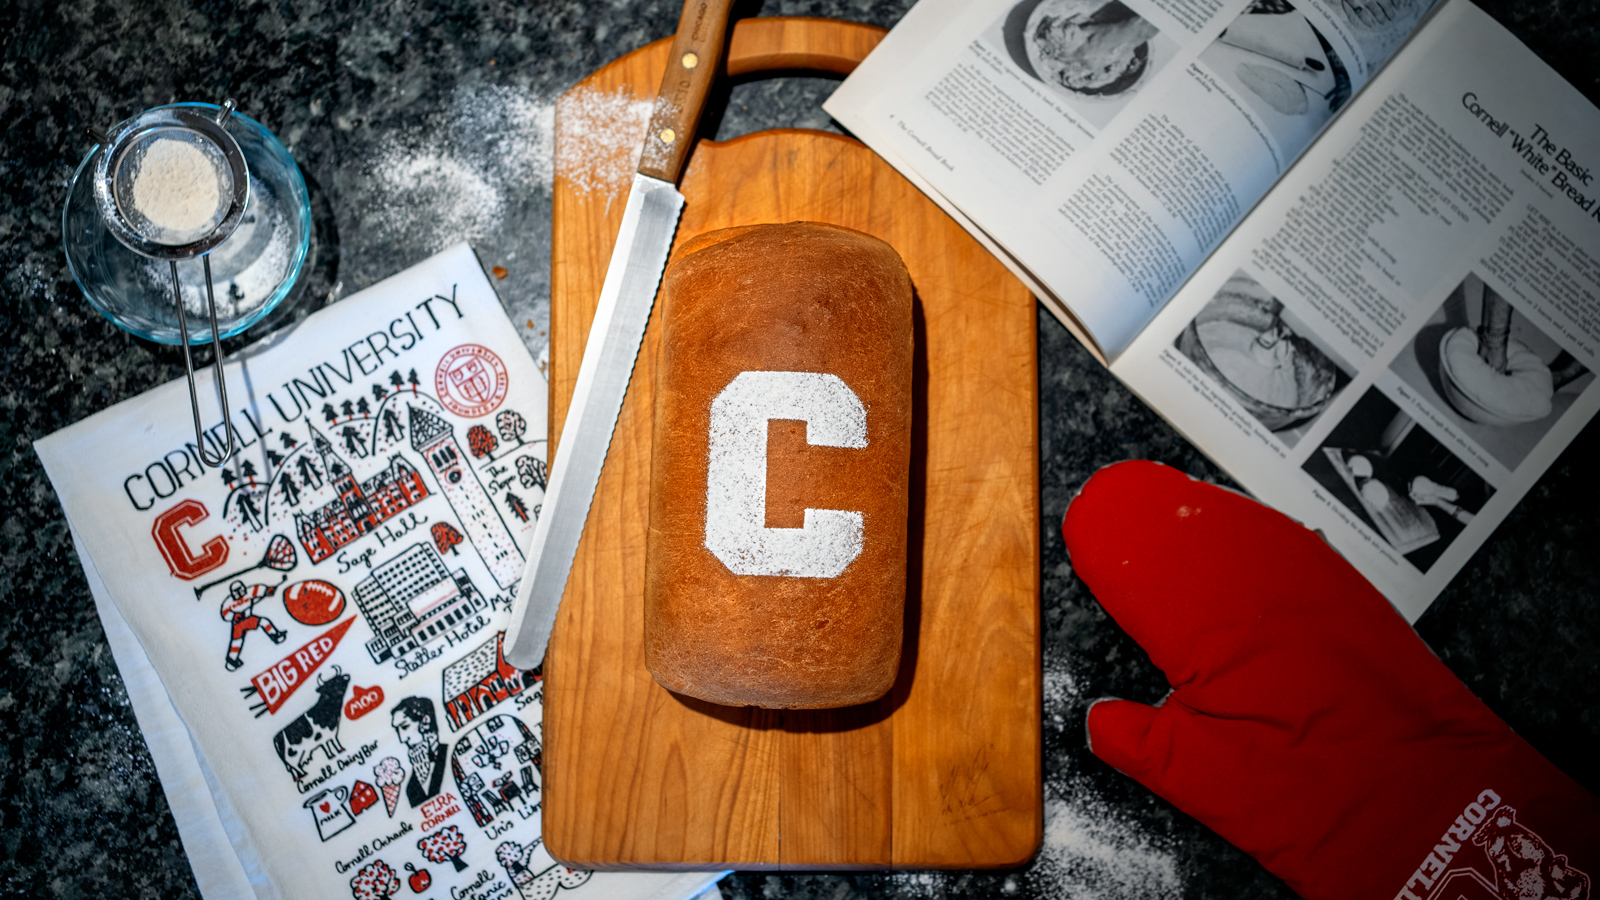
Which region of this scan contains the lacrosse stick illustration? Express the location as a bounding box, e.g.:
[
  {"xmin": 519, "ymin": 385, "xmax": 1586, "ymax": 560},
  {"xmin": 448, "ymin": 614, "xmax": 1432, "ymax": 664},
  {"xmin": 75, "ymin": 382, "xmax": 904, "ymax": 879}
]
[{"xmin": 193, "ymin": 534, "xmax": 297, "ymax": 600}]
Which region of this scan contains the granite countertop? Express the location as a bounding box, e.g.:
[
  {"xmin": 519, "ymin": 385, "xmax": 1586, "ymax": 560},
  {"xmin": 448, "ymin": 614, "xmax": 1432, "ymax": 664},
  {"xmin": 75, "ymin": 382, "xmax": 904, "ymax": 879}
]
[{"xmin": 1, "ymin": 0, "xmax": 1596, "ymax": 897}]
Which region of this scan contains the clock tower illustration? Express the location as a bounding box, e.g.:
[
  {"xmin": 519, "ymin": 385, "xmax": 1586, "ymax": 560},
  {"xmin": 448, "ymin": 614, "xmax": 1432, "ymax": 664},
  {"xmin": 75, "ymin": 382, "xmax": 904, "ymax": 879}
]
[{"xmin": 409, "ymin": 405, "xmax": 524, "ymax": 589}]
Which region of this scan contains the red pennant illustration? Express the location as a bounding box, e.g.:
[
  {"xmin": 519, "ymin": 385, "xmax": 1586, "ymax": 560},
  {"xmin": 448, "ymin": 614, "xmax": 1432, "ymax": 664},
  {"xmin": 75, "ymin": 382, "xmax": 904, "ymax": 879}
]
[{"xmin": 249, "ymin": 618, "xmax": 355, "ymax": 715}]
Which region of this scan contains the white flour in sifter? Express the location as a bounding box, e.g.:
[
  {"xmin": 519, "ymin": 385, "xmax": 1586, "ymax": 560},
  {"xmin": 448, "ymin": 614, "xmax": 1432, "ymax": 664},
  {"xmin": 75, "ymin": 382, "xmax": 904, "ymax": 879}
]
[{"xmin": 130, "ymin": 138, "xmax": 223, "ymax": 242}]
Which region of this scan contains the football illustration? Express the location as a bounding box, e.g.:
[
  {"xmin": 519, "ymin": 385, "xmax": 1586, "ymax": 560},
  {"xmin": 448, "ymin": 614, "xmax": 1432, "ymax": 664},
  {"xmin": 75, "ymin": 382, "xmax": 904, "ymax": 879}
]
[{"xmin": 282, "ymin": 579, "xmax": 346, "ymax": 626}]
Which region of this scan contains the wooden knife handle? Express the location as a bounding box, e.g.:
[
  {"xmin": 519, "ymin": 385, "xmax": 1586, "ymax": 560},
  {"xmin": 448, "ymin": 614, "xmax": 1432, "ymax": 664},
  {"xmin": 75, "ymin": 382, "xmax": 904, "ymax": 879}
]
[{"xmin": 638, "ymin": 0, "xmax": 738, "ymax": 184}]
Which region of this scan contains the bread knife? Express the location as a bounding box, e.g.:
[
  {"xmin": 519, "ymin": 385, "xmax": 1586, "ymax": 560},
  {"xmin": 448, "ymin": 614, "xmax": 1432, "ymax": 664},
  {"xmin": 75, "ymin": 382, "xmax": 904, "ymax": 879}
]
[{"xmin": 503, "ymin": 0, "xmax": 737, "ymax": 669}]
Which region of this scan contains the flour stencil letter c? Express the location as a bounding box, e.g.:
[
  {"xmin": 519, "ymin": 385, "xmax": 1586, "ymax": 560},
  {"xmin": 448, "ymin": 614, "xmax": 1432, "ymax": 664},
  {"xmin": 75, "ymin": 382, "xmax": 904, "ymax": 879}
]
[{"xmin": 705, "ymin": 371, "xmax": 867, "ymax": 578}]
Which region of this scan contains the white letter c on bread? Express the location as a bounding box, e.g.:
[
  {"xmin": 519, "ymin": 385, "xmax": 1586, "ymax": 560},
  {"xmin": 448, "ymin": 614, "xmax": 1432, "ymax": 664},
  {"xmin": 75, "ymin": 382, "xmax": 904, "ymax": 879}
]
[{"xmin": 705, "ymin": 371, "xmax": 867, "ymax": 577}]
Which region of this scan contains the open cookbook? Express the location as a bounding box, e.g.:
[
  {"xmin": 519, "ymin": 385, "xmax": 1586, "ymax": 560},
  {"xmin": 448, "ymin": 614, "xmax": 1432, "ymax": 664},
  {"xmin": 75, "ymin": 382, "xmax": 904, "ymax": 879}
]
[
  {"xmin": 828, "ymin": 0, "xmax": 1600, "ymax": 620},
  {"xmin": 37, "ymin": 246, "xmax": 722, "ymax": 900}
]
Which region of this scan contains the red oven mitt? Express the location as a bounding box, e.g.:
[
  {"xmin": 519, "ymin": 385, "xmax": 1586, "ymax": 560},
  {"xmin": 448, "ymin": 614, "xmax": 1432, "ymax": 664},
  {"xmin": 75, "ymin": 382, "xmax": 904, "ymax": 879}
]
[{"xmin": 1062, "ymin": 460, "xmax": 1598, "ymax": 900}]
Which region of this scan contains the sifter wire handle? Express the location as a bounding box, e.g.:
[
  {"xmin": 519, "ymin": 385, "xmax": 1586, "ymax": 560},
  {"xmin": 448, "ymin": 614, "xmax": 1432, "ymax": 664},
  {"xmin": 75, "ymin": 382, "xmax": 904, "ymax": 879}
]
[{"xmin": 172, "ymin": 256, "xmax": 237, "ymax": 468}]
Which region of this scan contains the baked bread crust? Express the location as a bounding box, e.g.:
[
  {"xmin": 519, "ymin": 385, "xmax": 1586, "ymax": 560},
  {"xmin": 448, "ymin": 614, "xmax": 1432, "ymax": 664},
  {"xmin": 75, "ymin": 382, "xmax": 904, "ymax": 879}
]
[{"xmin": 644, "ymin": 221, "xmax": 914, "ymax": 709}]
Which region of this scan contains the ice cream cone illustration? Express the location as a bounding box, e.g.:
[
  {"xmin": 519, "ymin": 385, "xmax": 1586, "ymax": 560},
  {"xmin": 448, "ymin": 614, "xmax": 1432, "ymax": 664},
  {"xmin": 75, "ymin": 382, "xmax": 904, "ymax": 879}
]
[{"xmin": 374, "ymin": 757, "xmax": 404, "ymax": 818}]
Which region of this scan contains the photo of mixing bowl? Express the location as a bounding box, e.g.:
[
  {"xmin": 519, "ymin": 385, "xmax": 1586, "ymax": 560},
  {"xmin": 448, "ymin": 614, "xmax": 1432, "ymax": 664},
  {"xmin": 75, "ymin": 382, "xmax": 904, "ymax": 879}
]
[{"xmin": 1175, "ymin": 273, "xmax": 1349, "ymax": 436}]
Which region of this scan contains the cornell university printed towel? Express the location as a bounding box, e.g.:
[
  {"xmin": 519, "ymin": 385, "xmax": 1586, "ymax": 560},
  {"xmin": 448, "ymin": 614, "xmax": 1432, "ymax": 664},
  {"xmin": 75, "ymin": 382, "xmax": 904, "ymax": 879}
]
[{"xmin": 37, "ymin": 245, "xmax": 721, "ymax": 900}]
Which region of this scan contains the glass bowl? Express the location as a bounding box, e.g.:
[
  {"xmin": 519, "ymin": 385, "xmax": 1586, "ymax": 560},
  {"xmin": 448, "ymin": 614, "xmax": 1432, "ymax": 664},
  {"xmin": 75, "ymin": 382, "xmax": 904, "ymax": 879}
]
[{"xmin": 63, "ymin": 102, "xmax": 311, "ymax": 344}]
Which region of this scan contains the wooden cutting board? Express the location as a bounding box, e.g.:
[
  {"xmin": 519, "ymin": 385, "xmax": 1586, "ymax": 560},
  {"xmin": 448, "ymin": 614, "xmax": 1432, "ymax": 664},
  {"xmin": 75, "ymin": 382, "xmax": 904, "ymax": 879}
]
[{"xmin": 543, "ymin": 17, "xmax": 1041, "ymax": 870}]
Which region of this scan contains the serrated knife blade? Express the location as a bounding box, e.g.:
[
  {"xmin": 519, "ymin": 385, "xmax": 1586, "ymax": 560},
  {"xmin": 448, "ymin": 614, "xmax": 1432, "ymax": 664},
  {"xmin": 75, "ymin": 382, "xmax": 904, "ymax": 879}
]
[{"xmin": 504, "ymin": 0, "xmax": 736, "ymax": 669}]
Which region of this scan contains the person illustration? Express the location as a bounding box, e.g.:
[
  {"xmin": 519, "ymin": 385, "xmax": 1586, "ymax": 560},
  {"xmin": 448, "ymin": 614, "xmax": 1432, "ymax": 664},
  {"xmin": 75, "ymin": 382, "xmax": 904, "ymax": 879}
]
[
  {"xmin": 220, "ymin": 578, "xmax": 288, "ymax": 671},
  {"xmin": 391, "ymin": 697, "xmax": 450, "ymax": 807}
]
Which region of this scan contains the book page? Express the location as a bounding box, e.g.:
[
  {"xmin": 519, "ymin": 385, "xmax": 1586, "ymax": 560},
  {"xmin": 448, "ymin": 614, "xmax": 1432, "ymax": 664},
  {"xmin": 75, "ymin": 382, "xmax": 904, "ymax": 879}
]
[
  {"xmin": 1111, "ymin": 0, "xmax": 1600, "ymax": 620},
  {"xmin": 828, "ymin": 0, "xmax": 1435, "ymax": 358}
]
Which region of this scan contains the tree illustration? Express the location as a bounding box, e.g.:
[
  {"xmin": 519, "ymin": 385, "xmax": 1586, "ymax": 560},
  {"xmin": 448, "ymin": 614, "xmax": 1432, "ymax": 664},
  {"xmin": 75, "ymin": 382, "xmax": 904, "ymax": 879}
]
[
  {"xmin": 382, "ymin": 408, "xmax": 404, "ymax": 442},
  {"xmin": 357, "ymin": 397, "xmax": 371, "ymax": 415},
  {"xmin": 372, "ymin": 383, "xmax": 388, "ymax": 402},
  {"xmin": 467, "ymin": 425, "xmax": 498, "ymax": 459},
  {"xmin": 322, "ymin": 403, "xmax": 338, "ymax": 424},
  {"xmin": 235, "ymin": 490, "xmax": 263, "ymax": 532},
  {"xmin": 341, "ymin": 399, "xmax": 355, "ymax": 417},
  {"xmin": 220, "ymin": 467, "xmax": 236, "ymax": 489},
  {"xmin": 348, "ymin": 859, "xmax": 401, "ymax": 900},
  {"xmin": 432, "ymin": 522, "xmax": 464, "ymax": 557},
  {"xmin": 506, "ymin": 491, "xmax": 530, "ymax": 523},
  {"xmin": 280, "ymin": 432, "xmax": 299, "ymax": 451},
  {"xmin": 239, "ymin": 459, "xmax": 258, "ymax": 482},
  {"xmin": 516, "ymin": 455, "xmax": 548, "ymax": 492},
  {"xmin": 296, "ymin": 455, "xmax": 322, "ymax": 489},
  {"xmin": 267, "ymin": 449, "xmax": 286, "ymax": 469},
  {"xmin": 495, "ymin": 410, "xmax": 527, "ymax": 446},
  {"xmin": 407, "ymin": 369, "xmax": 420, "ymax": 388},
  {"xmin": 389, "ymin": 370, "xmax": 405, "ymax": 388},
  {"xmin": 279, "ymin": 471, "xmax": 301, "ymax": 507},
  {"xmin": 418, "ymin": 825, "xmax": 469, "ymax": 872},
  {"xmin": 341, "ymin": 425, "xmax": 366, "ymax": 457}
]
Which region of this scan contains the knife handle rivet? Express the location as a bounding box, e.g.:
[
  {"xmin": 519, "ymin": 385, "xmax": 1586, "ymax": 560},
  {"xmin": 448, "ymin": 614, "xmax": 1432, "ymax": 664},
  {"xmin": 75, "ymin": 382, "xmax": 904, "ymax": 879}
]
[
  {"xmin": 659, "ymin": 128, "xmax": 677, "ymax": 144},
  {"xmin": 681, "ymin": 51, "xmax": 699, "ymax": 69}
]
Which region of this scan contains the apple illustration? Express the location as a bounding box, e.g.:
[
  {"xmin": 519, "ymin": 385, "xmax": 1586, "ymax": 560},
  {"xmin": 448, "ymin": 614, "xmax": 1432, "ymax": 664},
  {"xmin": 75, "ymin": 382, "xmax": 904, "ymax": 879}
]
[{"xmin": 405, "ymin": 863, "xmax": 430, "ymax": 894}]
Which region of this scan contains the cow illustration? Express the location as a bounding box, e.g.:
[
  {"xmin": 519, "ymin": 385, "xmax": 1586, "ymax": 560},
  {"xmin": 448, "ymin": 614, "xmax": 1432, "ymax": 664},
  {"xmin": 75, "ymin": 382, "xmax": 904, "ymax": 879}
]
[
  {"xmin": 1472, "ymin": 804, "xmax": 1591, "ymax": 900},
  {"xmin": 273, "ymin": 668, "xmax": 351, "ymax": 781}
]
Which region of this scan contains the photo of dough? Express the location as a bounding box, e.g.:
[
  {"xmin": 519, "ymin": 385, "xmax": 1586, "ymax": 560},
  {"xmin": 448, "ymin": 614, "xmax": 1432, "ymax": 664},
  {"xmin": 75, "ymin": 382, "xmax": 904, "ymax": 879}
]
[
  {"xmin": 1303, "ymin": 387, "xmax": 1493, "ymax": 573},
  {"xmin": 1025, "ymin": 0, "xmax": 1157, "ymax": 97},
  {"xmin": 1174, "ymin": 271, "xmax": 1353, "ymax": 447},
  {"xmin": 1236, "ymin": 61, "xmax": 1312, "ymax": 115},
  {"xmin": 1389, "ymin": 272, "xmax": 1592, "ymax": 470},
  {"xmin": 1196, "ymin": 0, "xmax": 1353, "ymax": 161},
  {"xmin": 996, "ymin": 0, "xmax": 1176, "ymax": 129}
]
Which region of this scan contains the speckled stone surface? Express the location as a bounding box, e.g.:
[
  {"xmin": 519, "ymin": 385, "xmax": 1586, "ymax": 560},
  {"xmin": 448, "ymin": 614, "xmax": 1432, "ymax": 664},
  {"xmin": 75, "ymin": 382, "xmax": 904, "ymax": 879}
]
[{"xmin": 1, "ymin": 0, "xmax": 1596, "ymax": 898}]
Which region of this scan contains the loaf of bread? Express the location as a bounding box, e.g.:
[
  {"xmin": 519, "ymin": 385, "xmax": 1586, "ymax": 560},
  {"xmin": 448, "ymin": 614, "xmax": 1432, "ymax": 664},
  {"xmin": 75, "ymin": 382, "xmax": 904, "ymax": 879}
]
[{"xmin": 644, "ymin": 221, "xmax": 914, "ymax": 709}]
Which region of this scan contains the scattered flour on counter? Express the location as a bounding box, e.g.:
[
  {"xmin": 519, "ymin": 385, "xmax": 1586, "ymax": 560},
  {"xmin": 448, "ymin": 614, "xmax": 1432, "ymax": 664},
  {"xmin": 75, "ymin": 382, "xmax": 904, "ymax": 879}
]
[
  {"xmin": 887, "ymin": 658, "xmax": 1183, "ymax": 899},
  {"xmin": 555, "ymin": 86, "xmax": 654, "ymax": 195},
  {"xmin": 1029, "ymin": 781, "xmax": 1183, "ymax": 900},
  {"xmin": 1034, "ymin": 659, "xmax": 1181, "ymax": 899},
  {"xmin": 363, "ymin": 84, "xmax": 555, "ymax": 253},
  {"xmin": 882, "ymin": 794, "xmax": 1181, "ymax": 899},
  {"xmin": 1043, "ymin": 664, "xmax": 1077, "ymax": 727}
]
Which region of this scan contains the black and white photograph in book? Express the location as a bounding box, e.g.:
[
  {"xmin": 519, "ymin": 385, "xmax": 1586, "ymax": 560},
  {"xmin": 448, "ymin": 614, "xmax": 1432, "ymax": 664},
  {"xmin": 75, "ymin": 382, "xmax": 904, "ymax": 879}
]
[
  {"xmin": 1303, "ymin": 387, "xmax": 1493, "ymax": 573},
  {"xmin": 1334, "ymin": 0, "xmax": 1435, "ymax": 75},
  {"xmin": 1389, "ymin": 272, "xmax": 1592, "ymax": 470},
  {"xmin": 993, "ymin": 0, "xmax": 1177, "ymax": 129},
  {"xmin": 1175, "ymin": 271, "xmax": 1352, "ymax": 447},
  {"xmin": 1196, "ymin": 0, "xmax": 1353, "ymax": 160}
]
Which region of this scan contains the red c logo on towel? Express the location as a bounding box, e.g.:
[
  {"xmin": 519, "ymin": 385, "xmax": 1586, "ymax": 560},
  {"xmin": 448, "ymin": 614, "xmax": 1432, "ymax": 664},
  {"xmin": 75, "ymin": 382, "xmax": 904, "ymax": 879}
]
[{"xmin": 152, "ymin": 499, "xmax": 229, "ymax": 580}]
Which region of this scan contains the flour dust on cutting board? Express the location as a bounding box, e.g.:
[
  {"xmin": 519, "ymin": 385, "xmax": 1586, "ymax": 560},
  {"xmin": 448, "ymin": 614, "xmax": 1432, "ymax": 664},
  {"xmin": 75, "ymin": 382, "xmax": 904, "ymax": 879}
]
[
  {"xmin": 887, "ymin": 660, "xmax": 1182, "ymax": 899},
  {"xmin": 554, "ymin": 86, "xmax": 653, "ymax": 195}
]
